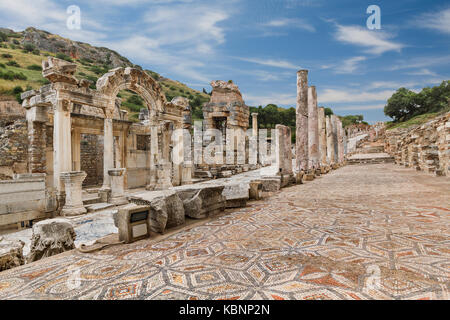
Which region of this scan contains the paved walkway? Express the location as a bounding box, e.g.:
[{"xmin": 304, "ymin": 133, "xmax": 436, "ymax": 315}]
[{"xmin": 0, "ymin": 164, "xmax": 449, "ymax": 300}]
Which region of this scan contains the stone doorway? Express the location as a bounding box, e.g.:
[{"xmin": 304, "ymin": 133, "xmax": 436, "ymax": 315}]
[{"xmin": 80, "ymin": 133, "xmax": 104, "ymax": 187}]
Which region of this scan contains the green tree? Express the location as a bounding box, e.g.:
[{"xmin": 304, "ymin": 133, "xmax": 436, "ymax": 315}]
[{"xmin": 384, "ymin": 88, "xmax": 418, "ymax": 122}]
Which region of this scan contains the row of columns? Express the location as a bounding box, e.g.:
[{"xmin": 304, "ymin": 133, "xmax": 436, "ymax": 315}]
[{"xmin": 296, "ymin": 70, "xmax": 346, "ymax": 174}]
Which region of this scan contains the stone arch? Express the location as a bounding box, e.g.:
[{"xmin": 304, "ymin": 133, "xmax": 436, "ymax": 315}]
[{"xmin": 96, "ymin": 67, "xmax": 167, "ymax": 117}]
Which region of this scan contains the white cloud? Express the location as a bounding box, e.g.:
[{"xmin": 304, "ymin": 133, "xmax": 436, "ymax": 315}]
[
  {"xmin": 318, "ymin": 88, "xmax": 395, "ymax": 103},
  {"xmin": 334, "ymin": 24, "xmax": 403, "ymax": 55},
  {"xmin": 334, "ymin": 56, "xmax": 366, "ymax": 74},
  {"xmin": 110, "ymin": 35, "xmax": 212, "ymax": 82},
  {"xmin": 236, "ymin": 57, "xmax": 301, "ymax": 70},
  {"xmin": 419, "ymin": 8, "xmax": 450, "ymax": 34},
  {"xmin": 243, "ymin": 93, "xmax": 296, "ymax": 106},
  {"xmin": 264, "ymin": 18, "xmax": 315, "ymax": 32},
  {"xmin": 143, "ymin": 5, "xmax": 229, "ymax": 47},
  {"xmin": 333, "ymin": 104, "xmax": 385, "ymax": 111},
  {"xmin": 0, "ymin": 0, "xmax": 65, "ymax": 30},
  {"xmin": 388, "ymin": 55, "xmax": 450, "ymax": 71},
  {"xmin": 405, "ymin": 68, "xmax": 439, "ymax": 77}
]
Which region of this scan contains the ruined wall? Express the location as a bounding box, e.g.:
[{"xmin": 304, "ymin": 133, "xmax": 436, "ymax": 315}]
[
  {"xmin": 0, "ymin": 119, "xmax": 28, "ymax": 180},
  {"xmin": 80, "ymin": 134, "xmax": 104, "ymax": 186},
  {"xmin": 385, "ymin": 112, "xmax": 450, "ymax": 176}
]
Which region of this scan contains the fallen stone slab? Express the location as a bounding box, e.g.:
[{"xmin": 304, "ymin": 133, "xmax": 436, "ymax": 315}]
[
  {"xmin": 222, "ymin": 183, "xmax": 249, "ymax": 208},
  {"xmin": 0, "ymin": 239, "xmax": 25, "ymax": 271},
  {"xmin": 129, "ymin": 190, "xmax": 185, "ymax": 233},
  {"xmin": 85, "ymin": 202, "xmax": 115, "ymax": 213},
  {"xmin": 173, "ymin": 185, "xmax": 226, "ymax": 219},
  {"xmin": 27, "ymin": 218, "xmax": 76, "ymax": 263},
  {"xmin": 259, "ymin": 177, "xmax": 281, "ymax": 192}
]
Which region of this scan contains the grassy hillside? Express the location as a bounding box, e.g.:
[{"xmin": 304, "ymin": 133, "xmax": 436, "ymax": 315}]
[
  {"xmin": 0, "ymin": 28, "xmax": 210, "ymax": 121},
  {"xmin": 385, "ymin": 111, "xmax": 447, "ymax": 130}
]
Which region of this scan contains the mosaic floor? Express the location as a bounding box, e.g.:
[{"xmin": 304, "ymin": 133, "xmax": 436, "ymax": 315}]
[{"xmin": 0, "ymin": 163, "xmax": 449, "ymax": 300}]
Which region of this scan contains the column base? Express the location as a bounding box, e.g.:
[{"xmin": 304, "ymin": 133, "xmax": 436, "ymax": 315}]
[
  {"xmin": 295, "ymin": 171, "xmax": 304, "ymax": 184},
  {"xmin": 99, "ymin": 187, "xmax": 111, "ymax": 203},
  {"xmin": 304, "ymin": 171, "xmax": 315, "ymax": 181},
  {"xmin": 110, "ymin": 196, "xmax": 128, "ymax": 206},
  {"xmin": 61, "ymin": 205, "xmax": 87, "ymax": 217}
]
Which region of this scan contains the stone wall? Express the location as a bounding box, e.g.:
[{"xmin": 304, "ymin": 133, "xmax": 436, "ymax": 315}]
[
  {"xmin": 385, "ymin": 112, "xmax": 450, "ymax": 176},
  {"xmin": 0, "ymin": 173, "xmax": 51, "ymax": 229},
  {"xmin": 0, "ymin": 119, "xmax": 28, "ymax": 180},
  {"xmin": 80, "ymin": 134, "xmax": 104, "ymax": 186}
]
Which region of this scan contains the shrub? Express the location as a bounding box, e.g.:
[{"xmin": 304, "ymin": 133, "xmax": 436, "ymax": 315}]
[
  {"xmin": 1, "ymin": 53, "xmax": 12, "ymax": 59},
  {"xmin": 6, "ymin": 60, "xmax": 20, "ymax": 67},
  {"xmin": 89, "ymin": 65, "xmax": 108, "ymax": 75},
  {"xmin": 0, "ymin": 63, "xmax": 5, "ymax": 68},
  {"xmin": 12, "ymin": 85, "xmax": 23, "ymax": 94},
  {"xmin": 13, "ymin": 39, "xmax": 19, "ymax": 45},
  {"xmin": 56, "ymin": 52, "xmax": 73, "ymax": 62},
  {"xmin": 32, "ymin": 49, "xmax": 40, "ymax": 55},
  {"xmin": 38, "ymin": 78, "xmax": 50, "ymax": 85},
  {"xmin": 0, "ymin": 31, "xmax": 7, "ymax": 42},
  {"xmin": 13, "ymin": 86, "xmax": 23, "ymax": 103},
  {"xmin": 23, "ymin": 43, "xmax": 36, "ymax": 52},
  {"xmin": 9, "ymin": 44, "xmax": 16, "ymax": 49},
  {"xmin": 126, "ymin": 95, "xmax": 144, "ymax": 106},
  {"xmin": 0, "ymin": 70, "xmax": 27, "ymax": 81},
  {"xmin": 27, "ymin": 64, "xmax": 42, "ymax": 71}
]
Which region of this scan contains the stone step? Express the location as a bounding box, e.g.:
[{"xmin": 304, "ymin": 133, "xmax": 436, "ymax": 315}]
[
  {"xmin": 85, "ymin": 202, "xmax": 115, "ymax": 213},
  {"xmin": 82, "ymin": 194, "xmax": 102, "ymax": 206}
]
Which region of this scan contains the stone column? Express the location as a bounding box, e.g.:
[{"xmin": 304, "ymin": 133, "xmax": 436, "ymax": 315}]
[
  {"xmin": 331, "ymin": 114, "xmax": 339, "ymax": 165},
  {"xmin": 326, "ymin": 116, "xmax": 335, "ymax": 165},
  {"xmin": 60, "ymin": 171, "xmax": 86, "ymax": 216},
  {"xmin": 318, "ymin": 107, "xmax": 327, "ymax": 167},
  {"xmin": 71, "ymin": 128, "xmax": 81, "ymax": 171},
  {"xmin": 252, "ymin": 113, "xmax": 258, "ymax": 137},
  {"xmin": 101, "ymin": 117, "xmax": 114, "ymax": 191},
  {"xmin": 308, "ymin": 86, "xmax": 319, "ymax": 169},
  {"xmin": 336, "ymin": 118, "xmax": 343, "ymax": 164},
  {"xmin": 108, "ymin": 168, "xmax": 128, "ymax": 205},
  {"xmin": 155, "ymin": 121, "xmax": 173, "ymax": 190},
  {"xmin": 295, "ymin": 70, "xmax": 308, "ymax": 172},
  {"xmin": 275, "ymin": 124, "xmax": 293, "ymax": 176},
  {"xmin": 25, "ymin": 106, "xmax": 47, "ymax": 174},
  {"xmin": 53, "ymin": 99, "xmax": 72, "ymax": 196}
]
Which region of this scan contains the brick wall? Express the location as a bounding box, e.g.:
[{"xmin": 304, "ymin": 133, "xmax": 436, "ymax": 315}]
[{"xmin": 80, "ymin": 133, "xmax": 104, "ymax": 186}]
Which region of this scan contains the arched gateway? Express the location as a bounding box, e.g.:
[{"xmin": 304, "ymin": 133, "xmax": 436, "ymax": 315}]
[{"xmin": 21, "ymin": 57, "xmax": 192, "ymax": 215}]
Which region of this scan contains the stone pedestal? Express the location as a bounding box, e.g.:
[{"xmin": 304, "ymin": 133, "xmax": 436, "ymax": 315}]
[
  {"xmin": 60, "ymin": 171, "xmax": 87, "ymax": 216},
  {"xmin": 108, "ymin": 168, "xmax": 128, "ymax": 205},
  {"xmin": 249, "ymin": 180, "xmax": 262, "ymax": 200}
]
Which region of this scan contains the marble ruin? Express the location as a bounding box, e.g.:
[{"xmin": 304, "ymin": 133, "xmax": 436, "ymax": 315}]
[{"xmin": 0, "ymin": 61, "xmax": 349, "ymax": 271}]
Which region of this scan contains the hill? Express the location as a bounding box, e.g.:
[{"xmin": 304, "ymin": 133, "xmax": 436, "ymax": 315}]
[{"xmin": 0, "ymin": 27, "xmax": 210, "ymax": 121}]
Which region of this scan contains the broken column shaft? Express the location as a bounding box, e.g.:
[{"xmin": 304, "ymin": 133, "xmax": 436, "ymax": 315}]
[
  {"xmin": 308, "ymin": 86, "xmax": 319, "ymax": 169},
  {"xmin": 295, "ymin": 70, "xmax": 309, "ymax": 172}
]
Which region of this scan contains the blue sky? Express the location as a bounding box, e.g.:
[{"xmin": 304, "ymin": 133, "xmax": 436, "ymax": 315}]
[{"xmin": 0, "ymin": 0, "xmax": 449, "ymax": 123}]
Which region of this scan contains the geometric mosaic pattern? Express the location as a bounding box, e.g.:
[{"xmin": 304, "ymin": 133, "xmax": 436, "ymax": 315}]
[{"xmin": 0, "ymin": 164, "xmax": 449, "ymax": 300}]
